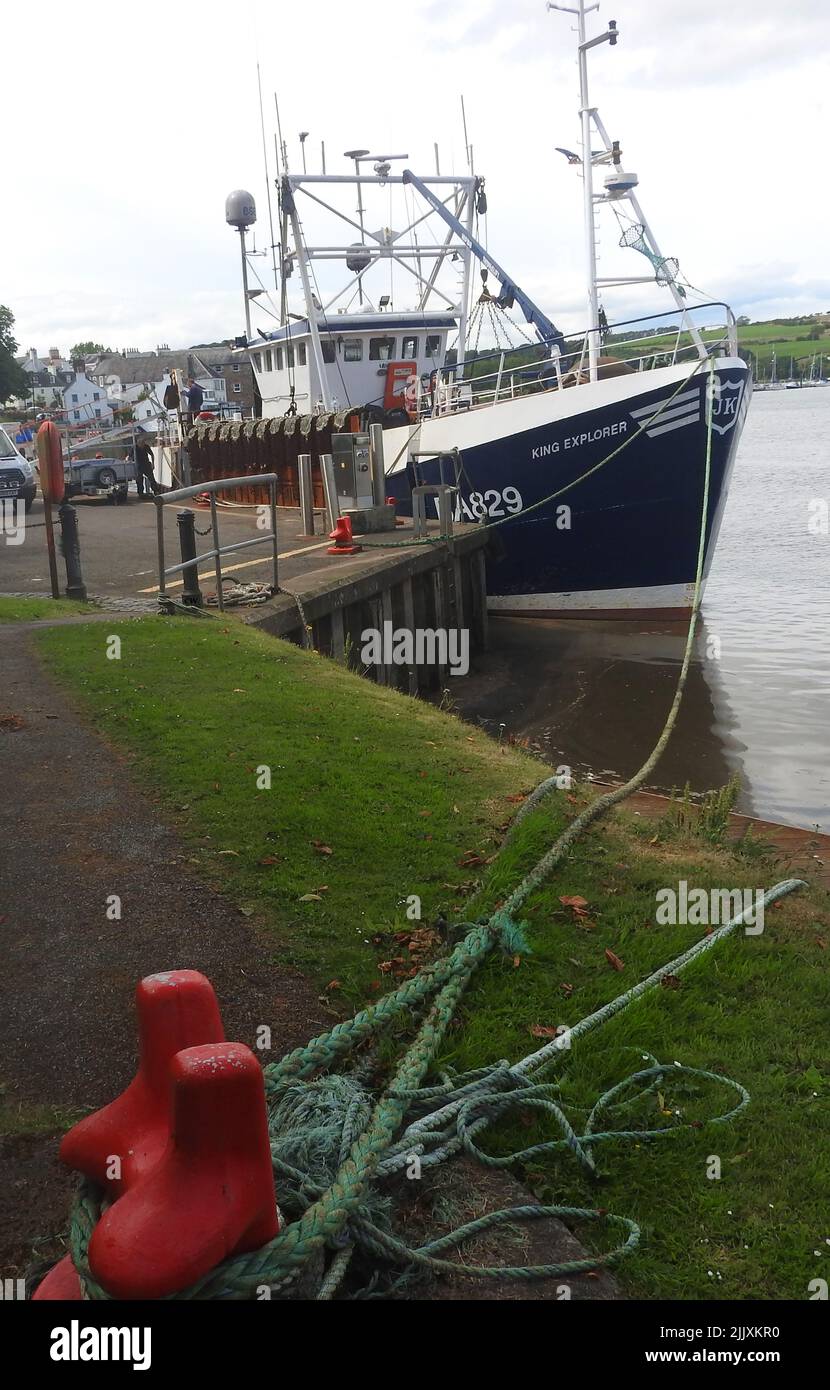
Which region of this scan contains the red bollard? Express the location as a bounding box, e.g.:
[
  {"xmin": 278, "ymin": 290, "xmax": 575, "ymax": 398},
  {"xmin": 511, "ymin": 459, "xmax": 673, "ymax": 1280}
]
[
  {"xmin": 88, "ymin": 1043, "xmax": 279, "ymax": 1300},
  {"xmin": 32, "ymin": 1254, "xmax": 84, "ymax": 1301},
  {"xmin": 60, "ymin": 971, "xmax": 224, "ymax": 1195},
  {"xmin": 327, "ymin": 515, "xmax": 362, "ymax": 555}
]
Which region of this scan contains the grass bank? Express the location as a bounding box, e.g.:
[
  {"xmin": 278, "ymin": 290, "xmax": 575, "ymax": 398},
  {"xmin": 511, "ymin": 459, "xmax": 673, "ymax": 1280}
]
[
  {"xmin": 38, "ymin": 615, "xmax": 829, "ymax": 1300},
  {"xmin": 0, "ymin": 596, "xmax": 100, "ymax": 622}
]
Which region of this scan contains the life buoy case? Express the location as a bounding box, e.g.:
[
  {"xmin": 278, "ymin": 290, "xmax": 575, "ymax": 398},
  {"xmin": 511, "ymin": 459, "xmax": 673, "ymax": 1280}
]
[{"xmin": 36, "ymin": 420, "xmax": 65, "ymax": 503}]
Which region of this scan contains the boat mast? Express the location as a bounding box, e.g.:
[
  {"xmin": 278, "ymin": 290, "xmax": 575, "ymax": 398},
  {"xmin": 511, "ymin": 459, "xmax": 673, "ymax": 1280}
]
[{"xmin": 549, "ymin": 1, "xmax": 616, "ymax": 381}]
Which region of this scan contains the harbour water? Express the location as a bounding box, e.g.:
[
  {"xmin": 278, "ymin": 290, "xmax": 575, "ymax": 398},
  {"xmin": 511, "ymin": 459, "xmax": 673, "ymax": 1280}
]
[{"xmin": 455, "ymin": 389, "xmax": 830, "ymax": 830}]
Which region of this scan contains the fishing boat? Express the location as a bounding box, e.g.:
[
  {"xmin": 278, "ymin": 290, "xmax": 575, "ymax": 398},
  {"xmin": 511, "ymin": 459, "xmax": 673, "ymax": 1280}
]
[{"xmin": 241, "ymin": 1, "xmax": 750, "ymax": 619}]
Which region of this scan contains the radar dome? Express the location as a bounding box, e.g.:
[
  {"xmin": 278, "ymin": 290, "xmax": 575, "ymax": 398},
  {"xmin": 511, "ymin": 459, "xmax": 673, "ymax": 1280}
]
[
  {"xmin": 346, "ymin": 242, "xmax": 372, "ymax": 273},
  {"xmin": 225, "ymin": 190, "xmax": 257, "ymax": 229}
]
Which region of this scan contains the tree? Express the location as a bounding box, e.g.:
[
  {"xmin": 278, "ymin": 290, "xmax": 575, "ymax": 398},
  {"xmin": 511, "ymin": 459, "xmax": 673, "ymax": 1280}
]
[
  {"xmin": 70, "ymin": 341, "xmax": 110, "ymax": 359},
  {"xmin": 0, "ymin": 305, "xmax": 29, "ymax": 406}
]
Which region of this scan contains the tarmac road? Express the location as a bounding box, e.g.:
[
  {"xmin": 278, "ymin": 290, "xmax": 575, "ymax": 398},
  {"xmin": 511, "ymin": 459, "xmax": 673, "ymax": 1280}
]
[{"xmin": 0, "ymin": 493, "xmax": 333, "ymax": 601}]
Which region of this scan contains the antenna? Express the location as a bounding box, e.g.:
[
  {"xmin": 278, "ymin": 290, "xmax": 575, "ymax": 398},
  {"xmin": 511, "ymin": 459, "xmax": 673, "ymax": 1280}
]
[
  {"xmin": 274, "ymin": 92, "xmax": 288, "ymax": 172},
  {"xmin": 460, "ymin": 95, "xmax": 471, "ymax": 172},
  {"xmin": 256, "ymin": 63, "xmax": 279, "ymax": 294}
]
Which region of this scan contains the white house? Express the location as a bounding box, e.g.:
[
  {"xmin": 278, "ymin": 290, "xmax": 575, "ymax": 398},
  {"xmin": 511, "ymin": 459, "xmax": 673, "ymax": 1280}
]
[{"xmin": 62, "ymin": 370, "xmax": 113, "ymax": 428}]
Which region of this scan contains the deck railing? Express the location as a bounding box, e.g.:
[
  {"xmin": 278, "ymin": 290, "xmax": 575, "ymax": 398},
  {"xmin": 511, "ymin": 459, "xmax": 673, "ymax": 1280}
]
[{"xmin": 418, "ymin": 303, "xmax": 738, "ymax": 419}]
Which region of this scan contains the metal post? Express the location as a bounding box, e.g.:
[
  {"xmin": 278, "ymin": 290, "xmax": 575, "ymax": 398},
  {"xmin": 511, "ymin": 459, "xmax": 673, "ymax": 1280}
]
[
  {"xmin": 320, "ymin": 452, "xmax": 339, "ymax": 531},
  {"xmin": 57, "ymin": 502, "xmax": 88, "ymax": 601},
  {"xmin": 156, "ymin": 497, "xmax": 167, "ymax": 602},
  {"xmin": 368, "ymin": 423, "xmax": 386, "ymax": 506},
  {"xmin": 209, "ymin": 492, "xmax": 223, "ymax": 611},
  {"xmin": 269, "ymin": 479, "xmax": 279, "ymax": 591},
  {"xmin": 239, "ymin": 226, "xmax": 252, "ymax": 341},
  {"xmin": 437, "ymin": 486, "xmax": 454, "ymax": 538},
  {"xmin": 177, "ymin": 509, "xmax": 203, "ymax": 607},
  {"xmin": 577, "ymin": 2, "xmax": 600, "ymax": 382},
  {"xmin": 494, "ymin": 352, "xmax": 505, "ymax": 403},
  {"xmin": 298, "ymin": 453, "xmax": 315, "ymax": 534},
  {"xmin": 42, "ymin": 497, "xmax": 60, "ymax": 599}
]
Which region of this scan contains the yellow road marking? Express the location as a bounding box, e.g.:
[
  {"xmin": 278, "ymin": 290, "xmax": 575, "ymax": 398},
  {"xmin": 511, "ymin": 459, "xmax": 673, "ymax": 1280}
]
[{"xmin": 139, "ymin": 540, "xmax": 331, "ymax": 593}]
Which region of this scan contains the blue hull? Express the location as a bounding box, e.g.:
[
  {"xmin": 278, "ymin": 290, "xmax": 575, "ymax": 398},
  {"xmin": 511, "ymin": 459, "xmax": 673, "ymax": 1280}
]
[{"xmin": 390, "ymin": 364, "xmax": 751, "ymax": 617}]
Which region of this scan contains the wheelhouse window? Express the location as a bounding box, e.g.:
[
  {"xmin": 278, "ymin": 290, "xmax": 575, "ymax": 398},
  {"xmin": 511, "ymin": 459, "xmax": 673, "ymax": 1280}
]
[
  {"xmin": 343, "ymin": 338, "xmax": 362, "ymax": 362},
  {"xmin": 322, "ymin": 340, "xmax": 336, "ymax": 363},
  {"xmin": 276, "ymin": 347, "xmax": 283, "ymax": 371},
  {"xmin": 369, "ymin": 337, "xmax": 395, "ymax": 361},
  {"xmin": 425, "ymin": 334, "xmax": 442, "ymax": 358},
  {"xmin": 287, "ymin": 345, "xmax": 295, "ymax": 369},
  {"xmin": 401, "ymin": 336, "xmax": 418, "ymax": 359},
  {"xmin": 264, "ymin": 349, "xmax": 273, "ymax": 372},
  {"xmin": 298, "ymin": 343, "xmax": 307, "ymax": 367}
]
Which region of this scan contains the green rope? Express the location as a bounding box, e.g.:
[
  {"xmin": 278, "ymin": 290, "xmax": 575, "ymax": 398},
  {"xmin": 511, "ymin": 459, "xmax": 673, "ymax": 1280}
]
[{"xmin": 63, "ymin": 363, "xmax": 808, "ymax": 1298}]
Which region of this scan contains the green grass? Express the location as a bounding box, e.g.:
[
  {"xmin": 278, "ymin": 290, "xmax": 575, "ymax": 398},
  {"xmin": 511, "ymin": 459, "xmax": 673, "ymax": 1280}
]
[
  {"xmin": 37, "ymin": 616, "xmax": 829, "ymax": 1299},
  {"xmin": 0, "ymin": 596, "xmax": 99, "ymax": 623}
]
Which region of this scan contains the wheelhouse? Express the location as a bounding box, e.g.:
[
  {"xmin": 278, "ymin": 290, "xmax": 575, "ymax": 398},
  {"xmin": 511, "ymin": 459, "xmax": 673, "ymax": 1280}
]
[{"xmin": 248, "ymin": 312, "xmax": 455, "ymax": 420}]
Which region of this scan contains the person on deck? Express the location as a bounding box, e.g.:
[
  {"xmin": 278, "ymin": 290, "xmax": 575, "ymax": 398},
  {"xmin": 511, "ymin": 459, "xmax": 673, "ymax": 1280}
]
[
  {"xmin": 133, "ymin": 438, "xmax": 160, "ymax": 498},
  {"xmin": 186, "ymin": 378, "xmax": 204, "ymax": 427}
]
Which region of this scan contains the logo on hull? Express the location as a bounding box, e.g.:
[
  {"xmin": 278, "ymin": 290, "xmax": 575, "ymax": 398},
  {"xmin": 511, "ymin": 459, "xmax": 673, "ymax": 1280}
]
[
  {"xmin": 706, "ymin": 376, "xmax": 746, "ymax": 435},
  {"xmin": 629, "ymin": 375, "xmax": 747, "ymax": 440}
]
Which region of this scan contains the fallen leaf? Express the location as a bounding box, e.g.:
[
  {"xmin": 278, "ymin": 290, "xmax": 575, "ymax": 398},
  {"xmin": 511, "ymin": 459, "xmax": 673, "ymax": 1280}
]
[
  {"xmin": 418, "ymin": 810, "xmax": 432, "ymax": 818},
  {"xmin": 560, "ymin": 895, "xmax": 590, "ymax": 917},
  {"xmin": 311, "ymin": 840, "xmax": 333, "ymax": 855},
  {"xmin": 217, "ymin": 849, "xmax": 239, "ymax": 856},
  {"xmin": 815, "ymin": 936, "xmax": 827, "ymax": 949},
  {"xmin": 605, "ymin": 948, "xmax": 625, "ymax": 971},
  {"xmin": 559, "ymin": 983, "xmax": 574, "ymax": 997},
  {"xmin": 325, "ymin": 980, "xmax": 341, "ymax": 991},
  {"xmin": 299, "ymin": 892, "xmax": 323, "ymax": 902},
  {"xmin": 529, "ymin": 1024, "xmax": 559, "ymax": 1039},
  {"xmin": 661, "ymin": 973, "xmax": 682, "ymax": 989},
  {"xmin": 505, "ymin": 792, "xmax": 528, "ymax": 804},
  {"xmin": 257, "ymin": 855, "xmax": 283, "ymax": 866},
  {"xmin": 0, "ymin": 713, "xmax": 26, "ymax": 731}
]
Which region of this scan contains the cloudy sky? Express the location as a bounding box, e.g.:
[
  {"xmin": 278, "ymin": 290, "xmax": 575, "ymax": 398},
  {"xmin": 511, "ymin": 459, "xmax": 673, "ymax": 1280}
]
[{"xmin": 4, "ymin": 0, "xmax": 828, "ymax": 355}]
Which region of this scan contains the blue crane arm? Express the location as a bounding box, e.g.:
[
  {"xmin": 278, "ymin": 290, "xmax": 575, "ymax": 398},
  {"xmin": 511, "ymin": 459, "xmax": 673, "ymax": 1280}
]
[{"xmin": 402, "ymin": 169, "xmax": 565, "ymax": 353}]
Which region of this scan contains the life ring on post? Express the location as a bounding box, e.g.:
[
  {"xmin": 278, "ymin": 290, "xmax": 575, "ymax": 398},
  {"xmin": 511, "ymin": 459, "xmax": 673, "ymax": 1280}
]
[{"xmin": 36, "ymin": 420, "xmax": 65, "ymax": 503}]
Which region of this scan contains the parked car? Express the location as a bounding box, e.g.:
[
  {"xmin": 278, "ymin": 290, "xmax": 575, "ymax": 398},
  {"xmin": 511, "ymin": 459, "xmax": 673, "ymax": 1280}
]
[{"xmin": 0, "ymin": 426, "xmax": 37, "ymax": 512}]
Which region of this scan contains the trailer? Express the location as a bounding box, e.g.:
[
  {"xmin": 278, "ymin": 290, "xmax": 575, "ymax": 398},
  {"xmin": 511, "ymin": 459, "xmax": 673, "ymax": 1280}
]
[{"xmin": 64, "ymin": 455, "xmax": 137, "ymax": 504}]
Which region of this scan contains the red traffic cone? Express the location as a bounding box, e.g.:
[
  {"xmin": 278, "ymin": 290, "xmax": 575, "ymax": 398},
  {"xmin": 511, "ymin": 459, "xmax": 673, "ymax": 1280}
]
[
  {"xmin": 88, "ymin": 1043, "xmax": 279, "ymax": 1300},
  {"xmin": 59, "ymin": 970, "xmax": 224, "ymax": 1195},
  {"xmin": 32, "ymin": 1254, "xmax": 83, "ymax": 1301},
  {"xmin": 327, "ymin": 515, "xmax": 361, "ymax": 555}
]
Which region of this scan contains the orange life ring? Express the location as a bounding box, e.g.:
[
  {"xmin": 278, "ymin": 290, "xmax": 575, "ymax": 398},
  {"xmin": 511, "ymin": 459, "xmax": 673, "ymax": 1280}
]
[{"xmin": 36, "ymin": 420, "xmax": 65, "ymax": 503}]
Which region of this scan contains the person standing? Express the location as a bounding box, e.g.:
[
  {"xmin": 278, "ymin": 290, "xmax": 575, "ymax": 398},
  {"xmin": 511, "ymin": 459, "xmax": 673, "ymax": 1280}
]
[
  {"xmin": 186, "ymin": 377, "xmax": 204, "ymax": 427},
  {"xmin": 133, "ymin": 437, "xmax": 160, "ymax": 497}
]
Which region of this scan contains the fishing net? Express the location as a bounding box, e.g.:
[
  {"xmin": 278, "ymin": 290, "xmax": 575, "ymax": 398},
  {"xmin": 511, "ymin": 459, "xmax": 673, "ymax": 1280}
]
[{"xmin": 619, "ymin": 223, "xmax": 686, "ymax": 297}]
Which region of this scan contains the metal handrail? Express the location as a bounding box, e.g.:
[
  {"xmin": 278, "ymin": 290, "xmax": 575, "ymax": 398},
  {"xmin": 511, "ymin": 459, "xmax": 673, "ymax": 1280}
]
[
  {"xmin": 154, "ymin": 473, "xmax": 279, "ymax": 613},
  {"xmin": 421, "ymin": 303, "xmax": 738, "ymax": 419}
]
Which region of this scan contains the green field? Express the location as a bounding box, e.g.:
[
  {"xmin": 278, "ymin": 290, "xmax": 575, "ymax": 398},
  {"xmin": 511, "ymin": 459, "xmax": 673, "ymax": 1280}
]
[{"xmin": 36, "ymin": 617, "xmax": 830, "ymax": 1299}]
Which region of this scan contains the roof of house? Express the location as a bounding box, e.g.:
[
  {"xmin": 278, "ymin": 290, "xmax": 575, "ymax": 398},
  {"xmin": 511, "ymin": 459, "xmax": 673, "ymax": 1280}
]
[{"xmin": 90, "ymin": 346, "xmax": 249, "ymax": 385}]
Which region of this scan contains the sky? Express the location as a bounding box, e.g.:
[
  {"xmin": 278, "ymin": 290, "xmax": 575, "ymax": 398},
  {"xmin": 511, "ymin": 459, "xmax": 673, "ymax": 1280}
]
[{"xmin": 4, "ymin": 0, "xmax": 829, "ymax": 356}]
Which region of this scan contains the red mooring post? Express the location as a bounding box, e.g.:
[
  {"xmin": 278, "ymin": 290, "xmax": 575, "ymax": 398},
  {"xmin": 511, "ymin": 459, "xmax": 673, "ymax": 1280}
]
[
  {"xmin": 327, "ymin": 514, "xmax": 362, "ymax": 555},
  {"xmin": 31, "ymin": 1254, "xmax": 84, "ymax": 1301},
  {"xmin": 88, "ymin": 1043, "xmax": 279, "ymax": 1299},
  {"xmin": 59, "ymin": 970, "xmax": 225, "ymax": 1195}
]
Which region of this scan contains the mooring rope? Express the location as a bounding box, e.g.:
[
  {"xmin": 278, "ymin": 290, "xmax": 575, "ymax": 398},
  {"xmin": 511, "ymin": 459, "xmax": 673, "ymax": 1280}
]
[{"xmin": 63, "ymin": 360, "xmax": 808, "ymax": 1298}]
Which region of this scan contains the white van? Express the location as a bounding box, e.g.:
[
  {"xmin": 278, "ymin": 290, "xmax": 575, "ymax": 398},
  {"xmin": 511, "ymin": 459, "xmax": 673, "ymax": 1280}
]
[{"xmin": 0, "ymin": 426, "xmax": 37, "ymax": 512}]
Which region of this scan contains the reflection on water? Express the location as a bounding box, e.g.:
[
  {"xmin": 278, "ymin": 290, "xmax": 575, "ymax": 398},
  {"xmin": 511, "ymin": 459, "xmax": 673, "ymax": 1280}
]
[{"xmin": 456, "ymin": 391, "xmax": 829, "ymax": 830}]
